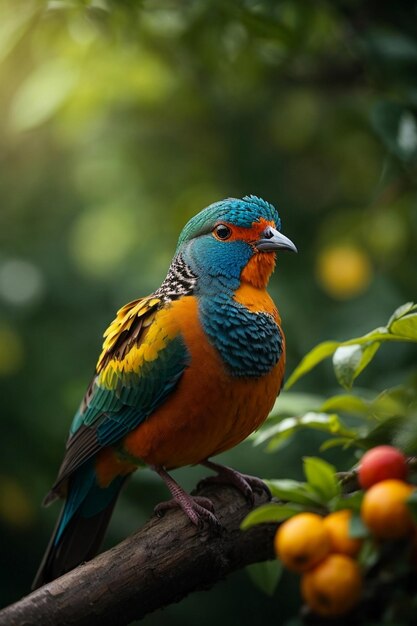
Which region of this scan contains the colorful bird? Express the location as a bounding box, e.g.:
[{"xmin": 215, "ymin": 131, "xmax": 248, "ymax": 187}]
[{"xmin": 33, "ymin": 195, "xmax": 296, "ymax": 588}]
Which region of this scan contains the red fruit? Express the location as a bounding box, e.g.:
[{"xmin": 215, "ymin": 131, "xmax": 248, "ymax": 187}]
[{"xmin": 358, "ymin": 446, "xmax": 408, "ymax": 489}]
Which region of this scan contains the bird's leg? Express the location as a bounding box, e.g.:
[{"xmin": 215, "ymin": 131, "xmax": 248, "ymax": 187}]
[
  {"xmin": 152, "ymin": 466, "xmax": 221, "ymax": 530},
  {"xmin": 199, "ymin": 459, "xmax": 271, "ymax": 506}
]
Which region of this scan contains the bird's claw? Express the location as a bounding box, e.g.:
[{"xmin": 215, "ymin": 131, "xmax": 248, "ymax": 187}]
[
  {"xmin": 199, "ymin": 462, "xmax": 271, "ymax": 506},
  {"xmin": 154, "ymin": 495, "xmax": 221, "ymax": 532},
  {"xmin": 154, "ymin": 495, "xmax": 214, "ymax": 516}
]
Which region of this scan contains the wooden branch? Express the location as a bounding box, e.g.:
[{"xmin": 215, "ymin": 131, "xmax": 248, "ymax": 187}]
[{"xmin": 0, "ymin": 484, "xmax": 276, "ymax": 626}]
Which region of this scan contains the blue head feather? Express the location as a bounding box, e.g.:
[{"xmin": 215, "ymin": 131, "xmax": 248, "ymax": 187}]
[
  {"xmin": 177, "ymin": 195, "xmax": 281, "ymax": 290},
  {"xmin": 177, "ymin": 195, "xmax": 281, "ymax": 247}
]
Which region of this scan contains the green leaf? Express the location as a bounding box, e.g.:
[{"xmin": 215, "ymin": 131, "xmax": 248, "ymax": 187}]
[
  {"xmin": 246, "ymin": 560, "xmax": 283, "ymax": 596},
  {"xmin": 303, "ymin": 457, "xmax": 340, "ymax": 502},
  {"xmin": 359, "ymin": 415, "xmax": 412, "ymax": 450},
  {"xmin": 319, "ymin": 437, "xmax": 361, "ymax": 451},
  {"xmin": 355, "ymin": 330, "xmax": 416, "ymax": 344},
  {"xmin": 355, "ymin": 342, "xmax": 381, "ymax": 378},
  {"xmin": 371, "ymin": 388, "xmax": 410, "ymax": 420},
  {"xmin": 265, "ymin": 479, "xmax": 322, "ymax": 506},
  {"xmin": 333, "ymin": 345, "xmax": 361, "ymax": 390},
  {"xmin": 390, "ymin": 312, "xmax": 417, "ymax": 341},
  {"xmin": 268, "ymin": 391, "xmax": 324, "ymax": 418},
  {"xmin": 254, "ymin": 412, "xmax": 356, "ymax": 451},
  {"xmin": 241, "ymin": 503, "xmax": 302, "ymax": 530},
  {"xmin": 332, "ymin": 342, "xmax": 380, "ymax": 390},
  {"xmin": 284, "ymin": 341, "xmax": 340, "ymax": 389},
  {"xmin": 362, "ymin": 418, "xmax": 417, "ymax": 460},
  {"xmin": 349, "ymin": 512, "xmax": 369, "ymax": 539},
  {"xmin": 388, "ymin": 302, "xmax": 417, "ymax": 326},
  {"xmin": 320, "ymin": 394, "xmax": 372, "ymax": 415},
  {"xmin": 407, "ymin": 490, "xmax": 417, "ymax": 523},
  {"xmin": 333, "ymin": 491, "xmax": 364, "ymax": 513},
  {"xmin": 254, "ymin": 412, "xmax": 330, "ymax": 447},
  {"xmin": 358, "ymin": 539, "xmax": 379, "ymax": 569}
]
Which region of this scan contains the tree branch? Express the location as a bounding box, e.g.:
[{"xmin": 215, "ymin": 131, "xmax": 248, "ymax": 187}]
[{"xmin": 0, "ymin": 484, "xmax": 276, "ymax": 626}]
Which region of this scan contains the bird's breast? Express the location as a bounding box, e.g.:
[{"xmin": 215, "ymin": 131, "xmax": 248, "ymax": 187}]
[
  {"xmin": 122, "ymin": 290, "xmax": 285, "ymax": 468},
  {"xmin": 198, "ymin": 283, "xmax": 283, "ymax": 378}
]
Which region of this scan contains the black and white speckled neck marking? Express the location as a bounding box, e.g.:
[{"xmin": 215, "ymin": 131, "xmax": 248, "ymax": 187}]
[{"xmin": 154, "ymin": 255, "xmax": 197, "ymax": 302}]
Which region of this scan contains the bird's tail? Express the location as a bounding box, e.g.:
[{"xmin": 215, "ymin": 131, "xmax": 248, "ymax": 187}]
[{"xmin": 32, "ymin": 463, "xmax": 126, "ymax": 590}]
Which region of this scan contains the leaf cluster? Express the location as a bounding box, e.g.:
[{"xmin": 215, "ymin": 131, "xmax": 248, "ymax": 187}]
[{"xmin": 254, "ymin": 303, "xmax": 417, "ymax": 454}]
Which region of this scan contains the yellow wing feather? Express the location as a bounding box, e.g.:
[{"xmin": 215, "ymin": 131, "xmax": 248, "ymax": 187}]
[
  {"xmin": 96, "ymin": 297, "xmax": 182, "ymax": 389},
  {"xmin": 97, "ymin": 297, "xmax": 160, "ymax": 373}
]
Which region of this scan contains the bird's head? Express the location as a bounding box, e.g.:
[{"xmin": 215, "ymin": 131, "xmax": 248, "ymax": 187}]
[{"xmin": 177, "ymin": 195, "xmax": 297, "ymax": 290}]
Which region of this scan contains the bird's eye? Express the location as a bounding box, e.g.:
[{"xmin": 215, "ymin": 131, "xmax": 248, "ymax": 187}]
[{"xmin": 213, "ymin": 224, "xmax": 232, "ymax": 240}]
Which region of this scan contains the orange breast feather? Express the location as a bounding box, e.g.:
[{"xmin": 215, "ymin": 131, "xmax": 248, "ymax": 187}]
[{"xmin": 121, "ymin": 291, "xmax": 285, "ymax": 469}]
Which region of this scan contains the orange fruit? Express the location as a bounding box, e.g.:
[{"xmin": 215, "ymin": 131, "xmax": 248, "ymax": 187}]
[
  {"xmin": 301, "ymin": 554, "xmax": 362, "ymax": 617},
  {"xmin": 274, "ymin": 512, "xmax": 330, "ymax": 572},
  {"xmin": 361, "ymin": 479, "xmax": 415, "ymax": 539},
  {"xmin": 323, "ymin": 509, "xmax": 362, "ymax": 557}
]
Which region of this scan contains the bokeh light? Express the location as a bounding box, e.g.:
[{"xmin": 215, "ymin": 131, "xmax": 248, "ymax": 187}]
[
  {"xmin": 0, "ymin": 259, "xmax": 44, "ymax": 306},
  {"xmin": 316, "ymin": 246, "xmax": 373, "ymax": 300},
  {"xmin": 0, "ymin": 476, "xmax": 34, "ymax": 530},
  {"xmin": 69, "ymin": 205, "xmax": 139, "ymax": 278},
  {"xmin": 0, "ymin": 325, "xmax": 24, "ymax": 376}
]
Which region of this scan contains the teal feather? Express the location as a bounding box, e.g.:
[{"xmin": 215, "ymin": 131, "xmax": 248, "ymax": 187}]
[
  {"xmin": 55, "ymin": 462, "xmax": 97, "ymax": 542},
  {"xmin": 199, "ymin": 292, "xmax": 282, "ymax": 378}
]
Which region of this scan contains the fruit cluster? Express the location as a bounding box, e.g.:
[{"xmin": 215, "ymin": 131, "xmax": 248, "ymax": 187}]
[
  {"xmin": 359, "ymin": 445, "xmax": 414, "ymax": 540},
  {"xmin": 273, "ymin": 445, "xmax": 416, "ymax": 618},
  {"xmin": 274, "ymin": 509, "xmax": 362, "ymax": 617}
]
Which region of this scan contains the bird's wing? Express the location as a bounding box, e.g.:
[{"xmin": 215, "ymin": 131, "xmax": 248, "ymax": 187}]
[{"xmin": 47, "ymin": 296, "xmax": 189, "ymax": 499}]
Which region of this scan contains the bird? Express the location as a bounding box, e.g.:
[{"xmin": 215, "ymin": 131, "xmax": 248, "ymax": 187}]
[{"xmin": 32, "ymin": 195, "xmax": 297, "ymax": 589}]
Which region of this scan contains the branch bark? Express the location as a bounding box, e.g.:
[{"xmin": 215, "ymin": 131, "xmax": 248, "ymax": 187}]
[{"xmin": 0, "ymin": 484, "xmax": 276, "ymax": 626}]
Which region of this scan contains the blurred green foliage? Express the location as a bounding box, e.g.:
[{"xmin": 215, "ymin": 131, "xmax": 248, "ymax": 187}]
[{"xmin": 0, "ymin": 1, "xmax": 416, "ymax": 624}]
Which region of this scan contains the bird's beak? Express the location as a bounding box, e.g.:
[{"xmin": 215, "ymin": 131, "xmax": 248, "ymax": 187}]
[{"xmin": 256, "ymin": 225, "xmax": 298, "ymax": 253}]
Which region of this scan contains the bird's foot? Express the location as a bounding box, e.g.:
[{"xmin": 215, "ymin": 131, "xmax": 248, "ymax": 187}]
[
  {"xmin": 154, "ymin": 495, "xmax": 220, "ymax": 530},
  {"xmin": 199, "ymin": 459, "xmax": 271, "ymax": 506},
  {"xmin": 152, "ymin": 466, "xmax": 221, "ymax": 531}
]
